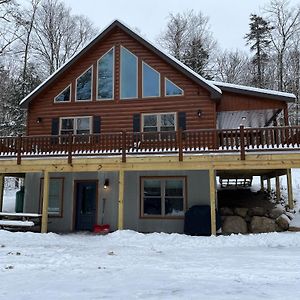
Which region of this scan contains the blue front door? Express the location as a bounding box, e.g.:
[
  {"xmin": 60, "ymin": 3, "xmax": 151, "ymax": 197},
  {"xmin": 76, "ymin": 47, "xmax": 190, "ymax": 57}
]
[{"xmin": 75, "ymin": 181, "xmax": 97, "ymax": 231}]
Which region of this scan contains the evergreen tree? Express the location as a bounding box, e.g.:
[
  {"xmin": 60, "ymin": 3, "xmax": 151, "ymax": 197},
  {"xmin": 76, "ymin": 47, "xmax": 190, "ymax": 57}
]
[{"xmin": 245, "ymin": 14, "xmax": 273, "ymax": 88}]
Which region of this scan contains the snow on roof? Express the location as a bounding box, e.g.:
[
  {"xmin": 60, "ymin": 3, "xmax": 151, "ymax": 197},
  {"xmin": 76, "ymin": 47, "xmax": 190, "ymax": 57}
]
[{"xmin": 209, "ymin": 80, "xmax": 296, "ymax": 101}]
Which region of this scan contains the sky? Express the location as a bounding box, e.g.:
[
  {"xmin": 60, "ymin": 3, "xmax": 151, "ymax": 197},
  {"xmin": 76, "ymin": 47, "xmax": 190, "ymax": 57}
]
[{"xmin": 61, "ymin": 0, "xmax": 299, "ymax": 52}]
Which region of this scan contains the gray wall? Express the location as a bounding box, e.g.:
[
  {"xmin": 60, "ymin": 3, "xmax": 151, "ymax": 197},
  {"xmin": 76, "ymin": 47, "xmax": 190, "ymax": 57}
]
[{"xmin": 123, "ymin": 170, "xmax": 210, "ymax": 233}]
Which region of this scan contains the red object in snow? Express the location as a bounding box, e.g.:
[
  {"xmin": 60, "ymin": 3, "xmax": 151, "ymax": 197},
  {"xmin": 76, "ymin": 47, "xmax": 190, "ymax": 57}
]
[{"xmin": 93, "ymin": 224, "xmax": 110, "ymax": 234}]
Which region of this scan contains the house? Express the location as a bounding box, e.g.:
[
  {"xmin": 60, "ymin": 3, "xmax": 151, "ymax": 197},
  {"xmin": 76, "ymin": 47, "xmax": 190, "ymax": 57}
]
[{"xmin": 0, "ymin": 20, "xmax": 299, "ymax": 234}]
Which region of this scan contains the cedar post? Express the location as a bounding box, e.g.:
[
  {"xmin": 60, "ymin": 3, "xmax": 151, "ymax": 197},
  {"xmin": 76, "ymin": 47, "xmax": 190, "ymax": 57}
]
[
  {"xmin": 287, "ymin": 169, "xmax": 294, "ymax": 209},
  {"xmin": 209, "ymin": 169, "xmax": 216, "ymax": 236},
  {"xmin": 118, "ymin": 170, "xmax": 124, "ymax": 229},
  {"xmin": 67, "ymin": 132, "xmax": 72, "ymax": 165},
  {"xmin": 275, "ymin": 176, "xmax": 281, "ymax": 202},
  {"xmin": 178, "ymin": 128, "xmax": 183, "ymax": 162},
  {"xmin": 16, "ymin": 134, "xmax": 22, "ymax": 165},
  {"xmin": 122, "ymin": 130, "xmax": 126, "ymax": 163},
  {"xmin": 240, "ymin": 125, "xmax": 245, "ymax": 161},
  {"xmin": 0, "ymin": 174, "xmax": 4, "ymax": 212},
  {"xmin": 41, "ymin": 170, "xmax": 50, "ymax": 233},
  {"xmin": 260, "ymin": 176, "xmax": 264, "ymax": 192}
]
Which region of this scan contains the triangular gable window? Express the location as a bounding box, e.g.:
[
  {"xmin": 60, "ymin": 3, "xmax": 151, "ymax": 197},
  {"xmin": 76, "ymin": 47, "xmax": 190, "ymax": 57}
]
[
  {"xmin": 54, "ymin": 85, "xmax": 71, "ymax": 102},
  {"xmin": 165, "ymin": 78, "xmax": 184, "ymax": 96},
  {"xmin": 142, "ymin": 62, "xmax": 160, "ymax": 98},
  {"xmin": 76, "ymin": 66, "xmax": 93, "ymax": 101}
]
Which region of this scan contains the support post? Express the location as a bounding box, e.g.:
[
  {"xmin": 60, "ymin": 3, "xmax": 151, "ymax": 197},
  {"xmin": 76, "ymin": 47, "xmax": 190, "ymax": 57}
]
[
  {"xmin": 178, "ymin": 128, "xmax": 183, "ymax": 162},
  {"xmin": 122, "ymin": 130, "xmax": 126, "ymax": 163},
  {"xmin": 0, "ymin": 174, "xmax": 4, "ymax": 212},
  {"xmin": 209, "ymin": 169, "xmax": 216, "ymax": 236},
  {"xmin": 240, "ymin": 125, "xmax": 245, "ymax": 160},
  {"xmin": 267, "ymin": 178, "xmax": 271, "ymax": 193},
  {"xmin": 275, "ymin": 176, "xmax": 281, "ymax": 202},
  {"xmin": 287, "ymin": 169, "xmax": 294, "ymax": 209},
  {"xmin": 118, "ymin": 170, "xmax": 124, "ymax": 230},
  {"xmin": 260, "ymin": 176, "xmax": 264, "ymax": 192},
  {"xmin": 41, "ymin": 171, "xmax": 50, "ymax": 233}
]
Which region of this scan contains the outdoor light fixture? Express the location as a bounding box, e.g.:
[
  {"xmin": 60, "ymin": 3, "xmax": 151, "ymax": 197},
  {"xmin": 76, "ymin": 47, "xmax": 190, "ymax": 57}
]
[
  {"xmin": 242, "ymin": 116, "xmax": 247, "ymax": 121},
  {"xmin": 103, "ymin": 179, "xmax": 110, "ymax": 189},
  {"xmin": 36, "ymin": 117, "xmax": 42, "ymax": 124},
  {"xmin": 197, "ymin": 110, "xmax": 202, "ymax": 118}
]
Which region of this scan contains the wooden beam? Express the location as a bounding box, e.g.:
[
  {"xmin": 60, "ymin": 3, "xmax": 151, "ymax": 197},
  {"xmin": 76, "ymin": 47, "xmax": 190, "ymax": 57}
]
[
  {"xmin": 0, "ymin": 174, "xmax": 4, "ymax": 212},
  {"xmin": 267, "ymin": 178, "xmax": 271, "ymax": 193},
  {"xmin": 275, "ymin": 176, "xmax": 281, "ymax": 202},
  {"xmin": 41, "ymin": 171, "xmax": 50, "ymax": 233},
  {"xmin": 118, "ymin": 170, "xmax": 124, "ymax": 230},
  {"xmin": 209, "ymin": 169, "xmax": 216, "ymax": 236},
  {"xmin": 287, "ymin": 169, "xmax": 294, "ymax": 209},
  {"xmin": 260, "ymin": 176, "xmax": 264, "ymax": 192}
]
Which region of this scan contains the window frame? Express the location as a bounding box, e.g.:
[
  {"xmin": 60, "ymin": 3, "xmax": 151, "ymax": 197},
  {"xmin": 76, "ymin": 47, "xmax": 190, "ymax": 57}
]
[
  {"xmin": 59, "ymin": 116, "xmax": 92, "ymax": 135},
  {"xmin": 142, "ymin": 112, "xmax": 177, "ymax": 133},
  {"xmin": 142, "ymin": 61, "xmax": 161, "ymax": 98},
  {"xmin": 120, "ymin": 45, "xmax": 138, "ymax": 100},
  {"xmin": 164, "ymin": 77, "xmax": 184, "ymax": 97},
  {"xmin": 140, "ymin": 176, "xmax": 187, "ymax": 219},
  {"xmin": 96, "ymin": 46, "xmax": 115, "ymax": 101},
  {"xmin": 75, "ymin": 65, "xmax": 93, "ymax": 102},
  {"xmin": 39, "ymin": 177, "xmax": 64, "ymax": 218},
  {"xmin": 54, "ymin": 84, "xmax": 72, "ymax": 103}
]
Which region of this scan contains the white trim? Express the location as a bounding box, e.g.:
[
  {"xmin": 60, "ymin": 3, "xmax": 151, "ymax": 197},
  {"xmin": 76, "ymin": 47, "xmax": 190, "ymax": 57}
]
[
  {"xmin": 142, "ymin": 112, "xmax": 177, "ymax": 132},
  {"xmin": 59, "ymin": 116, "xmax": 92, "ymax": 135},
  {"xmin": 165, "ymin": 77, "xmax": 184, "ymax": 97},
  {"xmin": 120, "ymin": 45, "xmax": 138, "ymax": 100},
  {"xmin": 54, "ymin": 84, "xmax": 72, "ymax": 103},
  {"xmin": 96, "ymin": 46, "xmax": 115, "ymax": 101},
  {"xmin": 75, "ymin": 66, "xmax": 93, "ymax": 102},
  {"xmin": 142, "ymin": 61, "xmax": 161, "ymax": 98}
]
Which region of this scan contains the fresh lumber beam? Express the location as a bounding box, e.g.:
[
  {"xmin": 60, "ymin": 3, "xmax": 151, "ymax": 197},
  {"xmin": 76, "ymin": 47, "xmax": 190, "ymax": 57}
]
[
  {"xmin": 287, "ymin": 169, "xmax": 294, "ymax": 209},
  {"xmin": 209, "ymin": 169, "xmax": 216, "ymax": 236},
  {"xmin": 0, "ymin": 174, "xmax": 4, "ymax": 212},
  {"xmin": 41, "ymin": 171, "xmax": 49, "ymax": 233}
]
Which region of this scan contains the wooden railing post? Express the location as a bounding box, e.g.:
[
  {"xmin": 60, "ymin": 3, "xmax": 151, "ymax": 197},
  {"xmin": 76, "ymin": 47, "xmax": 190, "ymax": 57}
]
[
  {"xmin": 16, "ymin": 134, "xmax": 22, "ymax": 165},
  {"xmin": 178, "ymin": 128, "xmax": 183, "ymax": 162},
  {"xmin": 240, "ymin": 125, "xmax": 245, "ymax": 161},
  {"xmin": 67, "ymin": 132, "xmax": 72, "ymax": 165},
  {"xmin": 122, "ymin": 130, "xmax": 126, "ymax": 163}
]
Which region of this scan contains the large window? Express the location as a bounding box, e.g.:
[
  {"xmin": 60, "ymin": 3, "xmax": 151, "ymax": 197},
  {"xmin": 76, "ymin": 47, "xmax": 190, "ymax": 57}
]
[
  {"xmin": 60, "ymin": 117, "xmax": 91, "ymax": 135},
  {"xmin": 76, "ymin": 67, "xmax": 92, "ymax": 101},
  {"xmin": 165, "ymin": 78, "xmax": 184, "ymax": 96},
  {"xmin": 40, "ymin": 178, "xmax": 64, "ymax": 217},
  {"xmin": 142, "ymin": 62, "xmax": 160, "ymax": 98},
  {"xmin": 141, "ymin": 177, "xmax": 186, "ymax": 217},
  {"xmin": 54, "ymin": 85, "xmax": 71, "ymax": 103},
  {"xmin": 97, "ymin": 47, "xmax": 114, "ymax": 100},
  {"xmin": 142, "ymin": 113, "xmax": 176, "ymax": 132},
  {"xmin": 120, "ymin": 46, "xmax": 138, "ymax": 99}
]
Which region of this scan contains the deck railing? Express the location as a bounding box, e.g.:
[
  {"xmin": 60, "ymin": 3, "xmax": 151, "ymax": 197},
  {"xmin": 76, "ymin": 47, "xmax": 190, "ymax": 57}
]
[{"xmin": 1, "ymin": 125, "xmax": 300, "ymax": 164}]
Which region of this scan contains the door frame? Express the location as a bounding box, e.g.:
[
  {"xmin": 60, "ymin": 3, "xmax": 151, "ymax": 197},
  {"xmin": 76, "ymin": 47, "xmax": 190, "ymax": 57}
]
[{"xmin": 73, "ymin": 179, "xmax": 99, "ymax": 231}]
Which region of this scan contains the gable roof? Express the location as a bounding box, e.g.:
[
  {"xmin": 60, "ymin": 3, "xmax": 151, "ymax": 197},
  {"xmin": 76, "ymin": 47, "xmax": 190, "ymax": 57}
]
[{"xmin": 20, "ymin": 19, "xmax": 222, "ymax": 108}]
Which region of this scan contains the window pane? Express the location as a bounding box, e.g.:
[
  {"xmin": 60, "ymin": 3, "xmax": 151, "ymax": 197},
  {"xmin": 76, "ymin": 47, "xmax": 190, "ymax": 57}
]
[
  {"xmin": 48, "ymin": 179, "xmax": 62, "ymax": 214},
  {"xmin": 121, "ymin": 47, "xmax": 137, "ymax": 99},
  {"xmin": 165, "ymin": 180, "xmax": 183, "ymax": 196},
  {"xmin": 143, "ymin": 63, "xmax": 160, "ymax": 97},
  {"xmin": 165, "ymin": 78, "xmax": 183, "ymax": 96},
  {"xmin": 144, "ymin": 197, "xmax": 161, "ymax": 215},
  {"xmin": 61, "ymin": 119, "xmax": 74, "ymax": 130},
  {"xmin": 165, "ymin": 198, "xmax": 184, "ymax": 216},
  {"xmin": 55, "ymin": 86, "xmax": 70, "ymax": 102},
  {"xmin": 98, "ymin": 48, "xmax": 114, "ymax": 99},
  {"xmin": 76, "ymin": 118, "xmax": 90, "ymax": 135},
  {"xmin": 144, "ymin": 180, "xmax": 161, "ymax": 196},
  {"xmin": 144, "ymin": 115, "xmax": 157, "ymax": 127},
  {"xmin": 161, "ymin": 114, "xmax": 175, "ymax": 127},
  {"xmin": 77, "ymin": 68, "xmax": 92, "ymax": 100}
]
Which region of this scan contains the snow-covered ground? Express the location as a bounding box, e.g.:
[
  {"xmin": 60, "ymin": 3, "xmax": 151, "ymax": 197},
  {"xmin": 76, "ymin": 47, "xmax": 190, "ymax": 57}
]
[{"xmin": 1, "ymin": 230, "xmax": 300, "ymax": 300}]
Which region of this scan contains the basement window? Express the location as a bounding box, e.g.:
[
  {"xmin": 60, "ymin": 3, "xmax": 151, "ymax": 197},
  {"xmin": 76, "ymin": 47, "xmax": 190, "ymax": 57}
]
[{"xmin": 141, "ymin": 177, "xmax": 186, "ymax": 218}]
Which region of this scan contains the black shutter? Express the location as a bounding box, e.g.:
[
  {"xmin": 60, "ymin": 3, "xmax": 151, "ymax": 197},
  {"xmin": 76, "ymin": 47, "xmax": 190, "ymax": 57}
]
[
  {"xmin": 178, "ymin": 112, "xmax": 186, "ymax": 131},
  {"xmin": 93, "ymin": 116, "xmax": 101, "ymax": 133},
  {"xmin": 51, "ymin": 118, "xmax": 59, "ymax": 135},
  {"xmin": 133, "ymin": 114, "xmax": 141, "ymax": 132}
]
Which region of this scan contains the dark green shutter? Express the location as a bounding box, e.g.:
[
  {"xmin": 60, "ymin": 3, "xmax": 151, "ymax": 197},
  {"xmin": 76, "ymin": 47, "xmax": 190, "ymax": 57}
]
[
  {"xmin": 133, "ymin": 114, "xmax": 141, "ymax": 132},
  {"xmin": 178, "ymin": 112, "xmax": 186, "ymax": 131},
  {"xmin": 93, "ymin": 116, "xmax": 101, "ymax": 133}
]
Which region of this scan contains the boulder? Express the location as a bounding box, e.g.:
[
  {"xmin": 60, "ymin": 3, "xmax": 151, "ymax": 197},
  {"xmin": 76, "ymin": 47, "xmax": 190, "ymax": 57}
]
[
  {"xmin": 248, "ymin": 207, "xmax": 267, "ymax": 217},
  {"xmin": 250, "ymin": 216, "xmax": 276, "ymax": 233},
  {"xmin": 269, "ymin": 207, "xmax": 285, "ymax": 219},
  {"xmin": 234, "ymin": 208, "xmax": 248, "ymax": 218},
  {"xmin": 220, "ymin": 207, "xmax": 234, "ymax": 216},
  {"xmin": 275, "ymin": 214, "xmax": 290, "ymax": 231},
  {"xmin": 222, "ymin": 216, "xmax": 248, "ymax": 234}
]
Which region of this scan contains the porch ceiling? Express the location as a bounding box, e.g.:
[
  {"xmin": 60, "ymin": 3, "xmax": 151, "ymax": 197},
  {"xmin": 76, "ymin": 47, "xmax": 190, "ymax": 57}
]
[
  {"xmin": 217, "ymin": 109, "xmax": 279, "ymax": 129},
  {"xmin": 217, "ymin": 169, "xmax": 287, "ymax": 179}
]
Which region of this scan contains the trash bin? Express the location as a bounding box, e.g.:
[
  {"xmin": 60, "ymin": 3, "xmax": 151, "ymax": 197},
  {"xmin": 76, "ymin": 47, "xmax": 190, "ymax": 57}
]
[{"xmin": 15, "ymin": 186, "xmax": 25, "ymax": 213}]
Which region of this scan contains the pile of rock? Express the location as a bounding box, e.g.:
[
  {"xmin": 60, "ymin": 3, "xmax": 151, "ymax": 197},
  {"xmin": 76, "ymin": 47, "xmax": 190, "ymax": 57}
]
[{"xmin": 220, "ymin": 206, "xmax": 291, "ymax": 234}]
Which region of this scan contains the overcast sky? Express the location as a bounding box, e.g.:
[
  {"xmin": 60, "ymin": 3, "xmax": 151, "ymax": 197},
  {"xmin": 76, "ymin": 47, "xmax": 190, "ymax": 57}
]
[{"xmin": 62, "ymin": 0, "xmax": 299, "ymax": 52}]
